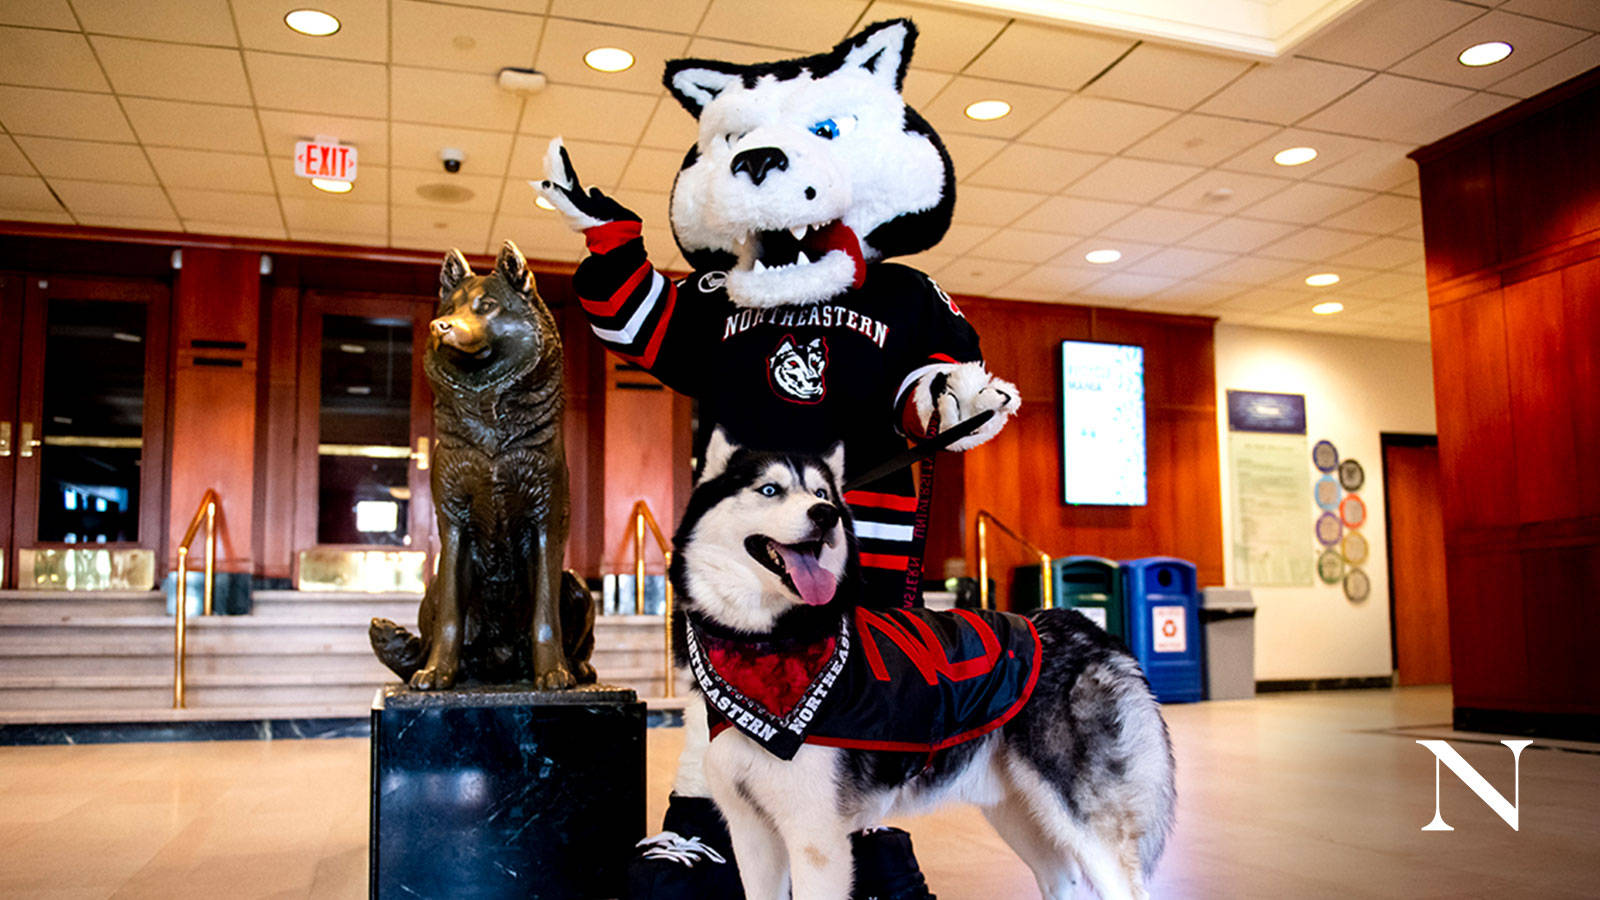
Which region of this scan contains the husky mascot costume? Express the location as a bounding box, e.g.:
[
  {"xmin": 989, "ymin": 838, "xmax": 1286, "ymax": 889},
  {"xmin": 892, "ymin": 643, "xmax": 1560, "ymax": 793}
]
[{"xmin": 538, "ymin": 19, "xmax": 1020, "ymax": 899}]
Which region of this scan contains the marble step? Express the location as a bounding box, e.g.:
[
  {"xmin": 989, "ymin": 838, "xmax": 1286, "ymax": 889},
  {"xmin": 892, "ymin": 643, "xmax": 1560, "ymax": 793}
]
[
  {"xmin": 0, "ymin": 590, "xmax": 167, "ymax": 617},
  {"xmin": 250, "ymin": 590, "xmax": 422, "ymax": 621}
]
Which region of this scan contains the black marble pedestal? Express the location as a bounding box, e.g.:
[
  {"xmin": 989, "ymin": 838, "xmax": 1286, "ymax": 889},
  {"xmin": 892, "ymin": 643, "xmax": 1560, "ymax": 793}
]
[{"xmin": 370, "ymin": 684, "xmax": 646, "ymax": 899}]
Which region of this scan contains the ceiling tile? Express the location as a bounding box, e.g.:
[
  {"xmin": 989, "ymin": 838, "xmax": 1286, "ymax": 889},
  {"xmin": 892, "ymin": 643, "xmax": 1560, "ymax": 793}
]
[
  {"xmin": 1237, "ymin": 181, "xmax": 1371, "ymax": 224},
  {"xmin": 506, "ymin": 134, "xmax": 634, "ymax": 187},
  {"xmin": 681, "ymin": 36, "xmax": 807, "ymax": 66},
  {"xmin": 167, "ymin": 188, "xmax": 282, "ymax": 225},
  {"xmin": 122, "ymin": 98, "xmax": 263, "ymax": 153},
  {"xmin": 1490, "ymin": 34, "xmax": 1600, "ymax": 97},
  {"xmin": 391, "ymin": 123, "xmax": 513, "ymax": 176},
  {"xmin": 493, "ymin": 212, "xmax": 588, "ymax": 263},
  {"xmin": 859, "ymin": 1, "xmax": 1009, "ymax": 72},
  {"xmin": 1307, "ymin": 141, "xmax": 1418, "ymax": 192},
  {"xmin": 895, "ymin": 248, "xmax": 955, "ymax": 275},
  {"xmin": 1208, "ymin": 287, "xmax": 1304, "ymax": 313},
  {"xmin": 147, "ymin": 147, "xmax": 274, "ymax": 193},
  {"xmin": 1297, "ymin": 74, "xmax": 1476, "ymax": 142},
  {"xmin": 1180, "ymin": 217, "xmax": 1300, "ymax": 254},
  {"xmin": 935, "ymin": 222, "xmax": 1000, "ymax": 255},
  {"xmin": 949, "ymin": 184, "xmax": 1046, "ymax": 227},
  {"xmin": 932, "ymin": 257, "xmax": 1033, "ymax": 297},
  {"xmin": 15, "ymin": 136, "xmax": 155, "ymax": 183},
  {"xmin": 1204, "ymin": 255, "xmax": 1302, "ymax": 286},
  {"xmin": 291, "ymin": 228, "xmax": 389, "ymax": 246},
  {"xmin": 247, "ymin": 52, "xmax": 387, "ymax": 118},
  {"xmin": 1122, "ymin": 113, "xmax": 1280, "ymax": 167},
  {"xmin": 1143, "ymin": 278, "xmax": 1239, "ymax": 307},
  {"xmin": 1074, "ymin": 272, "xmax": 1178, "ymax": 303},
  {"xmin": 0, "ymin": 205, "xmax": 74, "ymax": 224},
  {"xmin": 1018, "ymin": 96, "xmax": 1179, "ymax": 154},
  {"xmin": 920, "ymin": 76, "xmax": 1069, "ymax": 140},
  {"xmin": 967, "ymin": 228, "xmax": 1077, "ymax": 264},
  {"xmin": 638, "ymin": 97, "xmax": 699, "ymax": 151},
  {"xmin": 1255, "ymin": 226, "xmax": 1374, "ymax": 262},
  {"xmin": 1499, "ymin": 0, "xmax": 1600, "ymax": 29},
  {"xmin": 497, "ymin": 178, "xmax": 559, "ymax": 219},
  {"xmin": 619, "ymin": 147, "xmax": 686, "ymax": 192},
  {"xmin": 1099, "ymin": 207, "xmax": 1219, "ymax": 244},
  {"xmin": 1294, "ymin": 0, "xmax": 1486, "ymax": 70},
  {"xmin": 0, "ymin": 27, "xmax": 109, "ymax": 92},
  {"xmin": 1389, "ymin": 9, "xmax": 1588, "ymax": 89},
  {"xmin": 535, "ymin": 18, "xmax": 692, "ymax": 95},
  {"xmin": 1322, "ymin": 193, "xmax": 1421, "ymax": 234},
  {"xmin": 270, "ymin": 156, "xmax": 389, "ymax": 204},
  {"xmin": 519, "ymin": 83, "xmax": 657, "ymax": 143},
  {"xmin": 1219, "ymin": 127, "xmax": 1379, "ymax": 180},
  {"xmin": 391, "ymin": 206, "xmax": 492, "ymax": 253},
  {"xmin": 1064, "ymin": 158, "xmax": 1203, "ymax": 204},
  {"xmin": 1331, "ymin": 236, "xmax": 1426, "ymax": 270},
  {"xmin": 185, "ymin": 219, "xmax": 286, "ymax": 239},
  {"xmin": 1196, "ymin": 57, "xmax": 1373, "ymax": 124},
  {"xmin": 0, "ymin": 173, "xmax": 61, "ymax": 211},
  {"xmin": 697, "ymin": 0, "xmax": 868, "ymax": 52},
  {"xmin": 549, "ymin": 0, "xmax": 711, "ymax": 34},
  {"xmin": 901, "ymin": 69, "xmax": 951, "ymax": 109},
  {"xmin": 0, "ymin": 86, "xmax": 133, "ymax": 142},
  {"xmin": 964, "ymin": 144, "xmax": 1105, "ymax": 193},
  {"xmin": 258, "ymin": 110, "xmax": 388, "ymax": 166},
  {"xmin": 91, "ymin": 37, "xmax": 252, "ymax": 106},
  {"xmin": 46, "ymin": 178, "xmax": 172, "ymax": 217},
  {"xmin": 939, "ymin": 133, "xmax": 1008, "ymax": 181},
  {"xmin": 1340, "ymin": 270, "xmax": 1427, "ymax": 299},
  {"xmin": 281, "ymin": 196, "xmax": 388, "ymax": 235},
  {"xmin": 963, "ymin": 21, "xmax": 1136, "ymax": 90},
  {"xmin": 74, "ymin": 211, "xmax": 181, "ymax": 230},
  {"xmin": 390, "ymin": 168, "xmax": 504, "ymax": 212},
  {"xmin": 1154, "ymin": 169, "xmax": 1292, "ymax": 215},
  {"xmin": 393, "ymin": 1, "xmax": 542, "ymax": 74},
  {"xmin": 1055, "ymin": 237, "xmax": 1163, "ymax": 269},
  {"xmin": 70, "ymin": 0, "xmax": 237, "ymax": 44},
  {"xmin": 1010, "ymin": 195, "xmax": 1137, "ymax": 236},
  {"xmin": 996, "ymin": 264, "xmax": 1106, "ymax": 303},
  {"xmin": 1081, "ymin": 43, "xmax": 1251, "ymax": 111},
  {"xmin": 1402, "ymin": 90, "xmax": 1520, "ymax": 145},
  {"xmin": 0, "ymin": 1, "xmax": 77, "ymax": 30},
  {"xmin": 233, "ymin": 0, "xmax": 389, "ymax": 62},
  {"xmin": 1124, "ymin": 247, "xmax": 1235, "ymax": 280},
  {"xmin": 0, "ymin": 136, "xmax": 31, "ymax": 174}
]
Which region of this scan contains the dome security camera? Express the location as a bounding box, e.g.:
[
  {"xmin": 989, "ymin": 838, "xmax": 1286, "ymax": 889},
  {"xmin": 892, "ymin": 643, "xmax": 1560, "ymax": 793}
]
[{"xmin": 440, "ymin": 147, "xmax": 465, "ymax": 174}]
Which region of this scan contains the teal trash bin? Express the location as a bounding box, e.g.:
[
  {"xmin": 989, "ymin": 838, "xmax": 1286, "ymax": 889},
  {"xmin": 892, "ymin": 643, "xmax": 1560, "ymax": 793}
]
[{"xmin": 1011, "ymin": 557, "xmax": 1125, "ymax": 640}]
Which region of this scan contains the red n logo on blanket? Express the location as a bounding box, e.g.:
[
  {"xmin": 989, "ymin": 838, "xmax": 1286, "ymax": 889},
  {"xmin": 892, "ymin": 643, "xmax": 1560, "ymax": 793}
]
[{"xmin": 854, "ymin": 608, "xmax": 1002, "ymax": 685}]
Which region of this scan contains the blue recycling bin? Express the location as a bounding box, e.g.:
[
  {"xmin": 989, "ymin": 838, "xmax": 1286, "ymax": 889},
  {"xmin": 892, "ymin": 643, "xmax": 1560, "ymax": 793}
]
[{"xmin": 1121, "ymin": 557, "xmax": 1203, "ymax": 703}]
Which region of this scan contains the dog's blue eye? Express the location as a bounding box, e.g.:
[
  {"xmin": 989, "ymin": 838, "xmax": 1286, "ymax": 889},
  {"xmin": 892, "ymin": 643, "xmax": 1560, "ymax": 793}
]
[
  {"xmin": 814, "ymin": 488, "xmax": 826, "ymax": 498},
  {"xmin": 758, "ymin": 484, "xmax": 779, "ymax": 497}
]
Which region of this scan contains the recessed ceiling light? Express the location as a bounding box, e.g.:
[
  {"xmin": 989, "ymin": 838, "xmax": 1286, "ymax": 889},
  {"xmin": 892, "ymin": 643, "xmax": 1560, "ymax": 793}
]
[
  {"xmin": 284, "ymin": 9, "xmax": 340, "ymax": 37},
  {"xmin": 1274, "ymin": 146, "xmax": 1318, "ymax": 167},
  {"xmin": 1084, "ymin": 249, "xmax": 1122, "ymax": 265},
  {"xmin": 1312, "ymin": 301, "xmax": 1344, "ymax": 315},
  {"xmin": 1305, "ymin": 273, "xmax": 1340, "ymax": 287},
  {"xmin": 964, "ymin": 100, "xmax": 1011, "ymax": 121},
  {"xmin": 312, "ymin": 178, "xmax": 352, "ymax": 193},
  {"xmin": 534, "ymin": 195, "xmax": 556, "ymax": 211},
  {"xmin": 1459, "ymin": 41, "xmax": 1513, "ymax": 67},
  {"xmin": 584, "ymin": 47, "xmax": 635, "ymax": 73}
]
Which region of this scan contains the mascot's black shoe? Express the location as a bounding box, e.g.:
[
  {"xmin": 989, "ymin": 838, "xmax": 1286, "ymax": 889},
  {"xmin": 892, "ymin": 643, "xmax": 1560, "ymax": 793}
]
[
  {"xmin": 852, "ymin": 827, "xmax": 936, "ymax": 900},
  {"xmin": 626, "ymin": 794, "xmax": 743, "ymax": 900}
]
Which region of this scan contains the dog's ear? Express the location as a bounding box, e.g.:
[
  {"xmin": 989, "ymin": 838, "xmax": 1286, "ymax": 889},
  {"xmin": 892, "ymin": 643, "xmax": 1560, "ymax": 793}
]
[
  {"xmin": 494, "ymin": 240, "xmax": 533, "ymax": 296},
  {"xmin": 440, "ymin": 249, "xmax": 472, "ymax": 298},
  {"xmin": 839, "ymin": 19, "xmax": 915, "ymax": 92},
  {"xmin": 699, "ymin": 427, "xmax": 738, "ymax": 484},
  {"xmin": 823, "ymin": 441, "xmax": 845, "ymax": 487},
  {"xmin": 664, "ymin": 61, "xmax": 744, "ymax": 119}
]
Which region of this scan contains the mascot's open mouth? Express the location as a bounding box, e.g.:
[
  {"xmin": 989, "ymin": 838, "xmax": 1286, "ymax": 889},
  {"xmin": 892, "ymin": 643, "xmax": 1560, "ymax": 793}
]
[
  {"xmin": 745, "ymin": 535, "xmax": 838, "ymax": 606},
  {"xmin": 738, "ymin": 220, "xmax": 866, "ymax": 287}
]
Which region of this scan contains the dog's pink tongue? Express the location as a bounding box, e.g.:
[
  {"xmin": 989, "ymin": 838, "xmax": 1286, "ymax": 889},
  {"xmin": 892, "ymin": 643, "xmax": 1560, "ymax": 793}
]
[{"xmin": 776, "ymin": 545, "xmax": 837, "ymax": 606}]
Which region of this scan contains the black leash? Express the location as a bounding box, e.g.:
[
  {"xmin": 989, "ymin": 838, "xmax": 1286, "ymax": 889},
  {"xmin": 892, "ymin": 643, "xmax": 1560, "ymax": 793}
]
[{"xmin": 841, "ymin": 410, "xmax": 995, "ymax": 494}]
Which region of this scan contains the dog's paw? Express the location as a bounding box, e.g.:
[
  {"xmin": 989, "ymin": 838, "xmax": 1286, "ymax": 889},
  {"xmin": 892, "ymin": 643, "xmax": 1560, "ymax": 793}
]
[
  {"xmin": 409, "ymin": 664, "xmax": 454, "ymax": 691},
  {"xmin": 571, "ymin": 660, "xmax": 597, "ymax": 685},
  {"xmin": 909, "ymin": 361, "xmax": 1020, "ymax": 451},
  {"xmin": 534, "ymin": 664, "xmax": 577, "ymax": 691}
]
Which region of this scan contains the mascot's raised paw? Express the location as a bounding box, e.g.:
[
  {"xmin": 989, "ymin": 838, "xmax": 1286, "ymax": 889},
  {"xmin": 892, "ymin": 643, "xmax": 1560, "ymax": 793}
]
[
  {"xmin": 909, "ymin": 361, "xmax": 1020, "ymax": 451},
  {"xmin": 536, "ymin": 136, "xmax": 641, "ymax": 232}
]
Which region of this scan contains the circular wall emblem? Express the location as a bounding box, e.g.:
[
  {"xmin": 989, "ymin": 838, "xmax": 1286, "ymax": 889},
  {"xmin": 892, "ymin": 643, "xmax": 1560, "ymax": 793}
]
[
  {"xmin": 1339, "ymin": 458, "xmax": 1365, "ymax": 491},
  {"xmin": 1316, "ymin": 512, "xmax": 1343, "ymax": 546},
  {"xmin": 1312, "ymin": 440, "xmax": 1339, "ymax": 472},
  {"xmin": 1344, "ymin": 567, "xmax": 1371, "ymax": 602},
  {"xmin": 1317, "ymin": 549, "xmax": 1345, "ymax": 584},
  {"xmin": 1340, "ymin": 493, "xmax": 1367, "ymax": 529},
  {"xmin": 1315, "ymin": 475, "xmax": 1341, "ymax": 511},
  {"xmin": 1342, "ymin": 531, "xmax": 1369, "ymax": 566}
]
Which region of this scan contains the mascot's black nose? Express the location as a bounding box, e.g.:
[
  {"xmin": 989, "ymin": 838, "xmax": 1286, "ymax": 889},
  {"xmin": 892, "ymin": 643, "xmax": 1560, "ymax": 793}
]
[
  {"xmin": 731, "ymin": 147, "xmax": 789, "ymax": 185},
  {"xmin": 808, "ymin": 503, "xmax": 840, "ymax": 530}
]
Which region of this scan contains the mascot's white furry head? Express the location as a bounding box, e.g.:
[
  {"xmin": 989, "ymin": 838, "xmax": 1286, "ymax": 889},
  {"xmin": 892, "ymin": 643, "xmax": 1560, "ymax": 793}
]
[{"xmin": 663, "ymin": 19, "xmax": 954, "ymax": 309}]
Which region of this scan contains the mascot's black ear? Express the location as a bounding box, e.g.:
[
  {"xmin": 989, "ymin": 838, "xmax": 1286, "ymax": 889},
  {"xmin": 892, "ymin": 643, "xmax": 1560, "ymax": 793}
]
[
  {"xmin": 664, "ymin": 61, "xmax": 745, "ymax": 119},
  {"xmin": 699, "ymin": 427, "xmax": 739, "ymax": 484},
  {"xmin": 839, "ymin": 19, "xmax": 916, "ymax": 92},
  {"xmin": 493, "ymin": 240, "xmax": 532, "ymax": 296},
  {"xmin": 440, "ymin": 248, "xmax": 472, "ymax": 298}
]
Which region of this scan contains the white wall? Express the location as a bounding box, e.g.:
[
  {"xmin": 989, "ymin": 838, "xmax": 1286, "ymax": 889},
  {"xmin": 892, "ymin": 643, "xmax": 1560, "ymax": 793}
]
[{"xmin": 1213, "ymin": 324, "xmax": 1436, "ymax": 681}]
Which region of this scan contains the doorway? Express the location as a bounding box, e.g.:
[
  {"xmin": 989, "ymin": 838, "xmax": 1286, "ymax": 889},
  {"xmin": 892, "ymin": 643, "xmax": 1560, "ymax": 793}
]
[
  {"xmin": 0, "ymin": 274, "xmax": 171, "ymax": 588},
  {"xmin": 1382, "ymin": 433, "xmax": 1450, "ymax": 686}
]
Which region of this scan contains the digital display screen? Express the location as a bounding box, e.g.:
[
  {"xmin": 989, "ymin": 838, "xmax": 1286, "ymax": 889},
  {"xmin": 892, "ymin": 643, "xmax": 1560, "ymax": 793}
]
[{"xmin": 1061, "ymin": 341, "xmax": 1147, "ymax": 506}]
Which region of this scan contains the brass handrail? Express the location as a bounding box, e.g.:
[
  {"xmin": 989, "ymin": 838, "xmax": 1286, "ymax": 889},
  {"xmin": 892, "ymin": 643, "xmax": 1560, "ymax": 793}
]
[
  {"xmin": 975, "ymin": 510, "xmax": 1052, "ymax": 612},
  {"xmin": 172, "ymin": 489, "xmax": 219, "ymax": 709},
  {"xmin": 629, "ymin": 500, "xmax": 676, "ymax": 698}
]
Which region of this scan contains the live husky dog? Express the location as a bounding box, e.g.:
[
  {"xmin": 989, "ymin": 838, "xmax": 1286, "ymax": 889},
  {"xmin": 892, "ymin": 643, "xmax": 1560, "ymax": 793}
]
[{"xmin": 674, "ymin": 432, "xmax": 1176, "ymax": 900}]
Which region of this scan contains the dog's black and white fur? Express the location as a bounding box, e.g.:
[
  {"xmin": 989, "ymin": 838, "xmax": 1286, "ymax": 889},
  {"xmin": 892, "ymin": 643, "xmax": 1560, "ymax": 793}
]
[{"xmin": 673, "ymin": 432, "xmax": 1176, "ymax": 900}]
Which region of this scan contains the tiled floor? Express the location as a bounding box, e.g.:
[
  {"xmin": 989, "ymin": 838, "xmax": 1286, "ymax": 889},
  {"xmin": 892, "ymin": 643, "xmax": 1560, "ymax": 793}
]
[{"xmin": 1, "ymin": 686, "xmax": 1596, "ymax": 898}]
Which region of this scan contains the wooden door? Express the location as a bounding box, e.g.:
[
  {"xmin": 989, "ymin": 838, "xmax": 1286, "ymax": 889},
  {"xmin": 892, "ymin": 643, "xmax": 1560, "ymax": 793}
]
[
  {"xmin": 0, "ymin": 275, "xmax": 20, "ymax": 586},
  {"xmin": 1383, "ymin": 436, "xmax": 1451, "ymax": 685},
  {"xmin": 292, "ymin": 292, "xmax": 434, "ymax": 572}
]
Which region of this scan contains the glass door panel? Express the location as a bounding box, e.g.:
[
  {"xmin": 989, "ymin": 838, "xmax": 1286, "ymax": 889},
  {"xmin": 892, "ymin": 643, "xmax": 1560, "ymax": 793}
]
[{"xmin": 317, "ymin": 314, "xmax": 415, "ymax": 546}]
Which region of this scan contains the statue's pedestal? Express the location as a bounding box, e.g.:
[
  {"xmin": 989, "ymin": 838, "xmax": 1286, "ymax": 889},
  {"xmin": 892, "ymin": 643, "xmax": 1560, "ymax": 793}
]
[{"xmin": 370, "ymin": 684, "xmax": 646, "ymax": 899}]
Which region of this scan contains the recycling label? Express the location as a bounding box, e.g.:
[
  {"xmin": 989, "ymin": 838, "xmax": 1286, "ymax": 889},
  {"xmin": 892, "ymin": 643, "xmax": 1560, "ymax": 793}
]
[{"xmin": 1152, "ymin": 605, "xmax": 1186, "ymax": 653}]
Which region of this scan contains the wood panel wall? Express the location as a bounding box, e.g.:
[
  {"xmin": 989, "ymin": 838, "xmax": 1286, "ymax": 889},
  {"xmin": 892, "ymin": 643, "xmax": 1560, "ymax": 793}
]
[
  {"xmin": 949, "ymin": 296, "xmax": 1224, "ymax": 608},
  {"xmin": 1410, "ymin": 69, "xmax": 1600, "ymax": 734}
]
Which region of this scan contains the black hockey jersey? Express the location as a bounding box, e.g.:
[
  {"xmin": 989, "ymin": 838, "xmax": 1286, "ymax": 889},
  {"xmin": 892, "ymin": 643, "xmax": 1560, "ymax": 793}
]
[{"xmin": 574, "ymin": 223, "xmax": 984, "ymax": 598}]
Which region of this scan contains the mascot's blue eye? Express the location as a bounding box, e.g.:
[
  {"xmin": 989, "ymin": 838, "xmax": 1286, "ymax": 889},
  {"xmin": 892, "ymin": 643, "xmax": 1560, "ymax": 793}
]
[
  {"xmin": 759, "ymin": 484, "xmax": 779, "ymax": 497},
  {"xmin": 810, "ymin": 119, "xmax": 840, "ymax": 139}
]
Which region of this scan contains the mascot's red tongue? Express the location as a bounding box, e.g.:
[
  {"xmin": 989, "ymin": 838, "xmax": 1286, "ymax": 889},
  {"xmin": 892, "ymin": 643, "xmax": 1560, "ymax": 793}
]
[
  {"xmin": 810, "ymin": 221, "xmax": 866, "ymax": 290},
  {"xmin": 776, "ymin": 544, "xmax": 837, "ymax": 606}
]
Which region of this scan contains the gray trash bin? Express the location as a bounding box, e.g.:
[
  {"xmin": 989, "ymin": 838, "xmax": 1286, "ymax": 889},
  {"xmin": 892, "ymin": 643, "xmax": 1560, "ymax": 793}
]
[{"xmin": 1200, "ymin": 587, "xmax": 1256, "ymax": 700}]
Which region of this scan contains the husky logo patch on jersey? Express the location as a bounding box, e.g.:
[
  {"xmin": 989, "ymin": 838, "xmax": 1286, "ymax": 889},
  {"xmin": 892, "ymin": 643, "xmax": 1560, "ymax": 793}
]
[{"xmin": 768, "ymin": 334, "xmax": 827, "ymax": 404}]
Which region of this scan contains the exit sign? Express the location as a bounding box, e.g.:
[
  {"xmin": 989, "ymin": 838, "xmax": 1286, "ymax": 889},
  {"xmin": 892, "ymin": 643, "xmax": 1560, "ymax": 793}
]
[{"xmin": 294, "ymin": 137, "xmax": 358, "ymax": 183}]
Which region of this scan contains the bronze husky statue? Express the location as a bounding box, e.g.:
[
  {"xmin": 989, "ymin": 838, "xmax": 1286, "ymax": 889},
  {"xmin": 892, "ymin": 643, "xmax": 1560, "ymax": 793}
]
[{"xmin": 370, "ymin": 240, "xmax": 595, "ymax": 690}]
